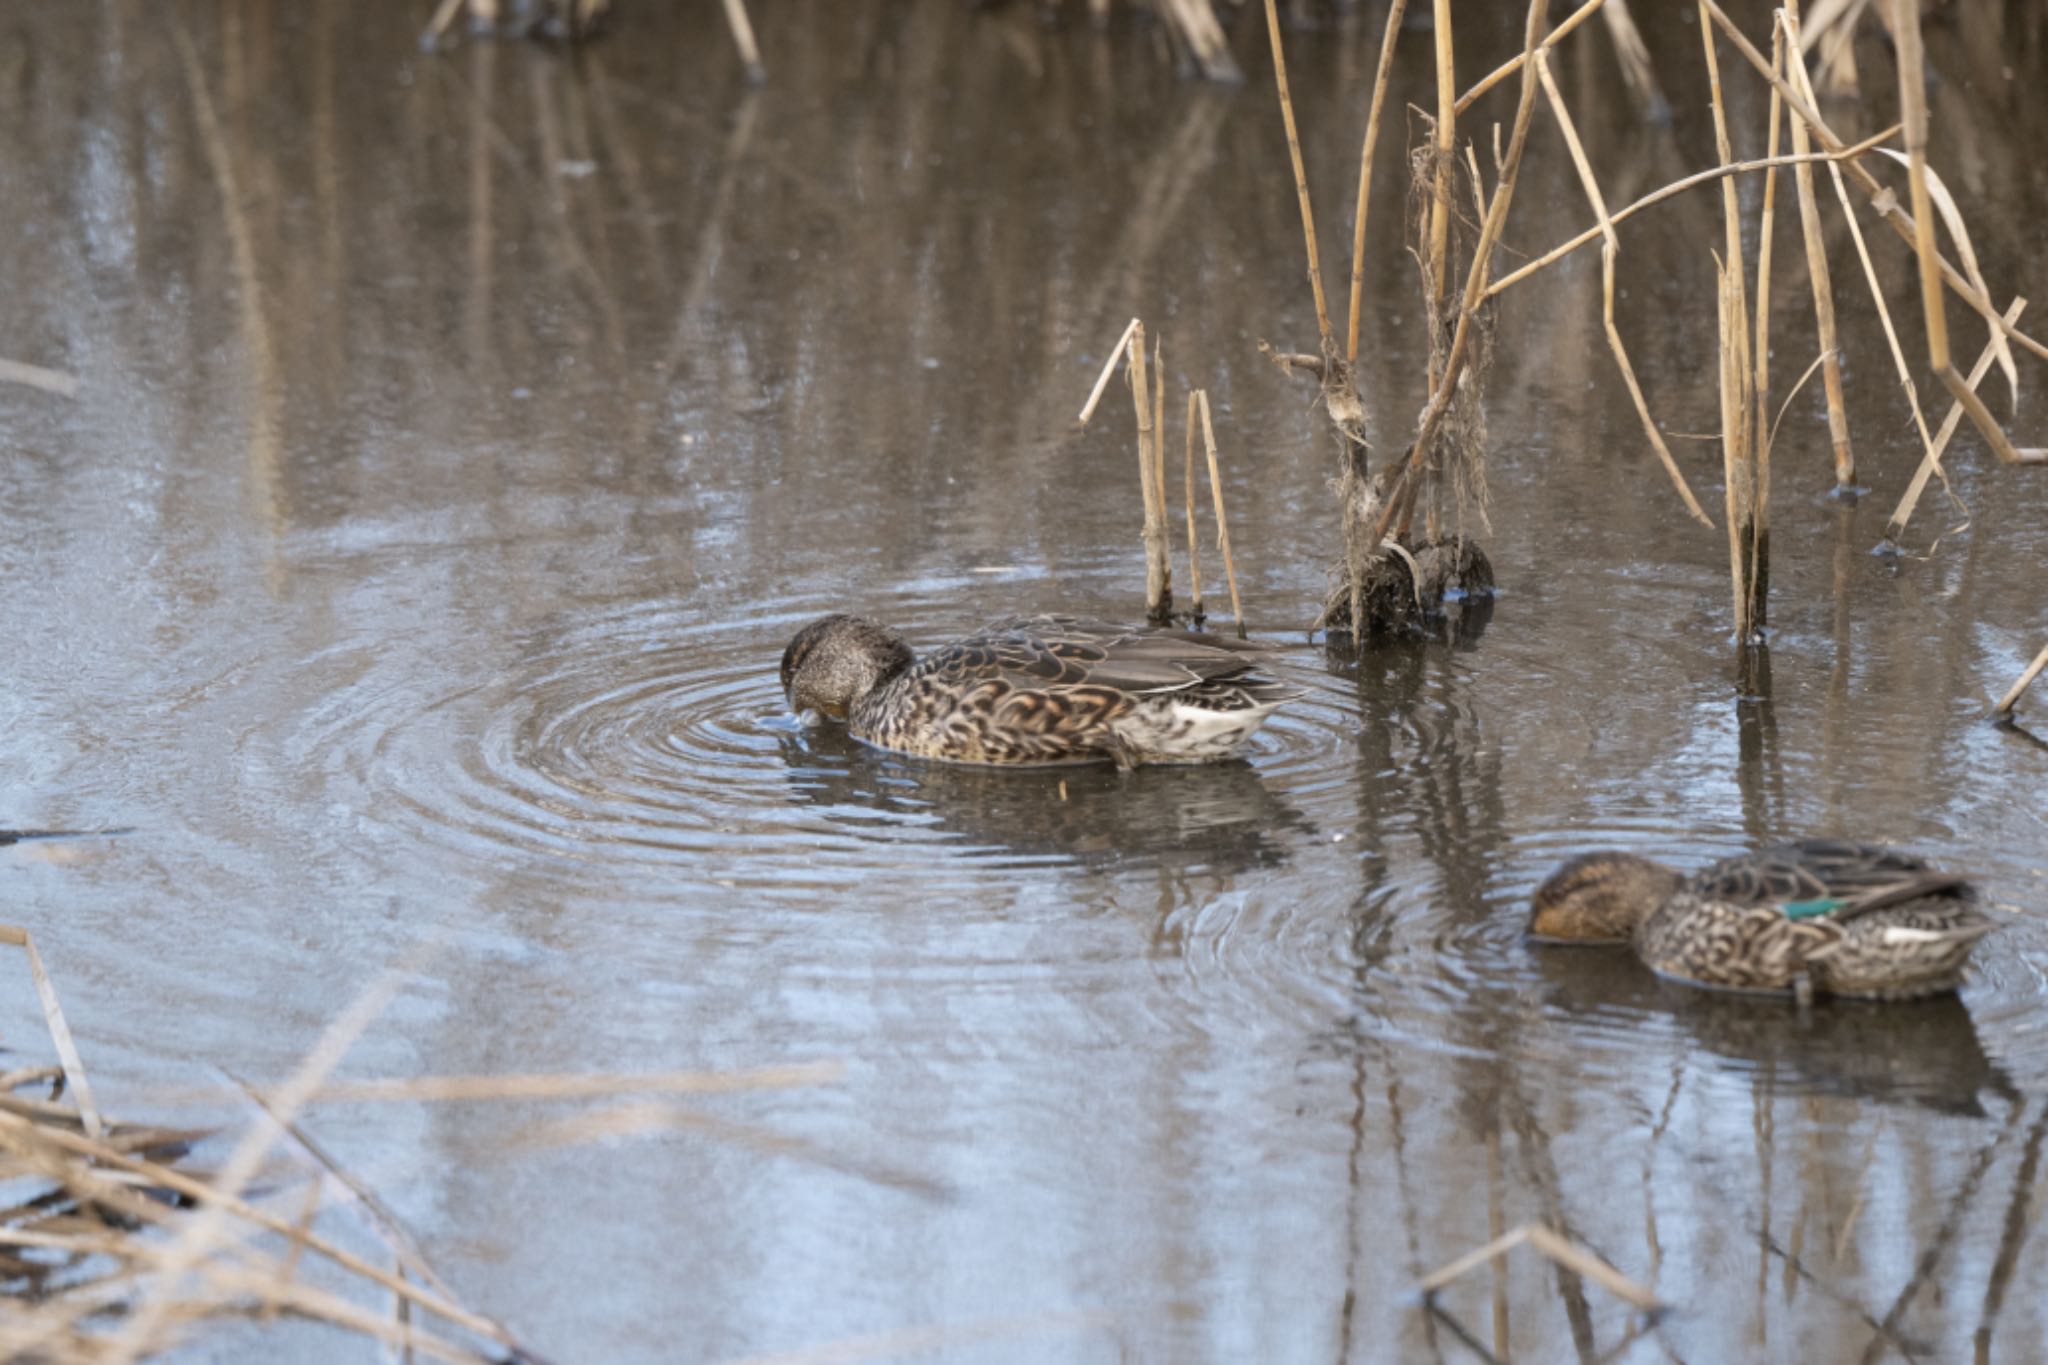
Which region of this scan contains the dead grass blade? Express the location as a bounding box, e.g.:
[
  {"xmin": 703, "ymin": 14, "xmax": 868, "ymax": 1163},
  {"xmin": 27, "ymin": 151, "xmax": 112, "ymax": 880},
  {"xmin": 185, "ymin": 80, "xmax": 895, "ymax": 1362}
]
[
  {"xmin": 1345, "ymin": 0, "xmax": 1409, "ymax": 366},
  {"xmin": 0, "ymin": 358, "xmax": 80, "ymax": 398},
  {"xmin": 1260, "ymin": 0, "xmax": 1334, "ymax": 351},
  {"xmin": 1195, "ymin": 391, "xmax": 1246, "ymax": 638},
  {"xmin": 1535, "ymin": 51, "xmax": 1712, "ymax": 528},
  {"xmin": 0, "ymin": 924, "xmax": 102, "ymax": 1140},
  {"xmin": 1485, "ymin": 127, "xmax": 1899, "ymax": 299},
  {"xmin": 1882, "ymin": 298, "xmax": 2025, "ymax": 551}
]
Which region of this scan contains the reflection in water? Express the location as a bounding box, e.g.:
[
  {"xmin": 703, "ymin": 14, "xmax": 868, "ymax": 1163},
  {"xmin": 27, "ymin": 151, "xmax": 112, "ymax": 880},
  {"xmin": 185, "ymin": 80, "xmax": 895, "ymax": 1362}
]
[
  {"xmin": 1529, "ymin": 945, "xmax": 2018, "ymax": 1118},
  {"xmin": 777, "ymin": 726, "xmax": 1312, "ymax": 875}
]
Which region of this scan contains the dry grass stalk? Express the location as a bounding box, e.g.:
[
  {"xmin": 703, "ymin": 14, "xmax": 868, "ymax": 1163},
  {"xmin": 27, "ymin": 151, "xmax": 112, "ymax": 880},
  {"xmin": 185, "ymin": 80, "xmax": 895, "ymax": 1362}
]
[
  {"xmin": 1196, "ymin": 390, "xmax": 1246, "ymax": 638},
  {"xmin": 1454, "ymin": 0, "xmax": 1607, "ymax": 115},
  {"xmin": 1486, "ymin": 129, "xmax": 1899, "ymax": 299},
  {"xmin": 1781, "ymin": 4, "xmax": 1856, "ymax": 490},
  {"xmin": 1749, "ymin": 25, "xmax": 1783, "ymax": 609},
  {"xmin": 1183, "ymin": 392, "xmax": 1205, "ymax": 622},
  {"xmin": 0, "ymin": 358, "xmax": 80, "ymax": 398},
  {"xmin": 1884, "ymin": 299, "xmax": 2026, "ymax": 550},
  {"xmin": 0, "ymin": 925, "xmax": 102, "ymax": 1140},
  {"xmin": 1127, "ymin": 323, "xmax": 1173, "ymax": 623},
  {"xmin": 1259, "ymin": 0, "xmax": 1333, "ymax": 353},
  {"xmin": 720, "ymin": 0, "xmax": 766, "ymax": 84},
  {"xmin": 1418, "ymin": 1222, "xmax": 1667, "ymax": 1314},
  {"xmin": 1993, "ymin": 644, "xmax": 2048, "ymax": 720},
  {"xmin": 1371, "ymin": 0, "xmax": 1552, "ymax": 545},
  {"xmin": 1702, "ymin": 6, "xmax": 1764, "ymax": 641},
  {"xmin": 1345, "ymin": 0, "xmax": 1410, "ymax": 367},
  {"xmin": 1534, "ymin": 52, "xmax": 1713, "ymax": 528},
  {"xmin": 1425, "ymin": 0, "xmax": 1458, "ymax": 335},
  {"xmin": 1702, "ymin": 2, "xmax": 2048, "ymax": 384}
]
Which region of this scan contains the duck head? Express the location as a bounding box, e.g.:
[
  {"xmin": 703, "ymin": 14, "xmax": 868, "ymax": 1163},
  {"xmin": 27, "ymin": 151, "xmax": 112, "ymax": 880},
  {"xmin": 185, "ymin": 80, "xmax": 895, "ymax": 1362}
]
[
  {"xmin": 1528, "ymin": 851, "xmax": 1685, "ymax": 942},
  {"xmin": 780, "ymin": 615, "xmax": 915, "ymax": 721}
]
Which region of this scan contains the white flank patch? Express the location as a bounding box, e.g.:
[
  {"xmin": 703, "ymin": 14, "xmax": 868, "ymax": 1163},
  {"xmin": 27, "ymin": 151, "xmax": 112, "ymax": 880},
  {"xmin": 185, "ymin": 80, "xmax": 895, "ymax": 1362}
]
[
  {"xmin": 1881, "ymin": 926, "xmax": 1947, "ymax": 946},
  {"xmin": 1112, "ymin": 700, "xmax": 1280, "ymax": 761}
]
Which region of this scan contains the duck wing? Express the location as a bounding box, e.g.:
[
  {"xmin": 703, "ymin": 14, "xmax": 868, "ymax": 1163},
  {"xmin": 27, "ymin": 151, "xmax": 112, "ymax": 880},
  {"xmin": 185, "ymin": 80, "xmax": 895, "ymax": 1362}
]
[
  {"xmin": 1689, "ymin": 840, "xmax": 1973, "ymax": 920},
  {"xmin": 953, "ymin": 616, "xmax": 1294, "ymax": 703}
]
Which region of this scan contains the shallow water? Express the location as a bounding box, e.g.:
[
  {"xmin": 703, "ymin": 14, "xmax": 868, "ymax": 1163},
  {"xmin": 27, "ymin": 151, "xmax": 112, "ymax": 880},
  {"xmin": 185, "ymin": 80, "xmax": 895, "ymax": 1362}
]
[{"xmin": 4, "ymin": 1, "xmax": 2048, "ymax": 1360}]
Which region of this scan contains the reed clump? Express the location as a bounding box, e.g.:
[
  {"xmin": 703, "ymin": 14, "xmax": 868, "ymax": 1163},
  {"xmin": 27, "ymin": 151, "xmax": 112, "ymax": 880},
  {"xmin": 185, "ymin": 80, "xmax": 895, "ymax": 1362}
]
[{"xmin": 0, "ymin": 926, "xmax": 855, "ymax": 1363}]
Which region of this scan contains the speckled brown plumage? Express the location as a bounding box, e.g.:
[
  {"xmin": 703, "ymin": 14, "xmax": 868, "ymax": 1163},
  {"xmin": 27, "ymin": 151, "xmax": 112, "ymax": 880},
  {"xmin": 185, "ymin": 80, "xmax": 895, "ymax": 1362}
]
[
  {"xmin": 780, "ymin": 614, "xmax": 1296, "ymax": 767},
  {"xmin": 1530, "ymin": 840, "xmax": 1997, "ymax": 1001}
]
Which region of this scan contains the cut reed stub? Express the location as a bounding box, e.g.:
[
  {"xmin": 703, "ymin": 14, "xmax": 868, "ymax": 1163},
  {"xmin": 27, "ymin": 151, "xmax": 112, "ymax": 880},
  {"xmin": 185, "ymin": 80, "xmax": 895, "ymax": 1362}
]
[{"xmin": 1316, "ymin": 534, "xmax": 1495, "ymax": 644}]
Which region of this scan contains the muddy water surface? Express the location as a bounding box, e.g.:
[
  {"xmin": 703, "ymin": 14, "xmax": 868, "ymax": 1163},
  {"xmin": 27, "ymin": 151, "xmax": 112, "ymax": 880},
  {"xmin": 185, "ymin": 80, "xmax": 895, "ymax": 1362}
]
[{"xmin": 4, "ymin": 2, "xmax": 2048, "ymax": 1360}]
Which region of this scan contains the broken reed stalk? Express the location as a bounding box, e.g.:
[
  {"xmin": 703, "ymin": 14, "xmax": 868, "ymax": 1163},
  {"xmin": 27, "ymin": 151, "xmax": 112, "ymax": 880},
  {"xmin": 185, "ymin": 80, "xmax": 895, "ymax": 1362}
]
[
  {"xmin": 1345, "ymin": 0, "xmax": 1409, "ymax": 367},
  {"xmin": 1196, "ymin": 390, "xmax": 1246, "ymax": 638},
  {"xmin": 1183, "ymin": 392, "xmax": 1205, "ymax": 621},
  {"xmin": 1372, "ymin": 0, "xmax": 1551, "ymax": 545},
  {"xmin": 719, "ymin": 0, "xmax": 766, "ymax": 83},
  {"xmin": 1486, "ymin": 130, "xmax": 1899, "ymax": 298},
  {"xmin": 0, "ymin": 926, "xmax": 102, "ymax": 1140},
  {"xmin": 1701, "ymin": 0, "xmax": 2048, "ymax": 451},
  {"xmin": 1260, "ymin": 0, "xmax": 1334, "ymax": 352},
  {"xmin": 1885, "ymin": 299, "xmax": 2026, "ymax": 549},
  {"xmin": 1782, "ymin": 4, "xmax": 1856, "ymax": 489},
  {"xmin": 1128, "ymin": 323, "xmax": 1172, "ymax": 623},
  {"xmin": 1535, "ymin": 51, "xmax": 1713, "ymax": 528},
  {"xmin": 1079, "ymin": 317, "xmax": 1142, "ymax": 425},
  {"xmin": 1702, "ymin": 7, "xmax": 1763, "ymax": 642},
  {"xmin": 1993, "ymin": 643, "xmax": 2048, "ymax": 720}
]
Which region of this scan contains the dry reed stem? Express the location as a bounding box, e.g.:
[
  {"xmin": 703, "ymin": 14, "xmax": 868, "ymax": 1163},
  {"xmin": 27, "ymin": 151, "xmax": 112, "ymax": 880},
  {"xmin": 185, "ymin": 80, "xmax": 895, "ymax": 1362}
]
[
  {"xmin": 1782, "ymin": 4, "xmax": 1856, "ymax": 489},
  {"xmin": 1703, "ymin": 6, "xmax": 1763, "ymax": 641},
  {"xmin": 1153, "ymin": 334, "xmax": 1169, "ymax": 557},
  {"xmin": 1485, "ymin": 130, "xmax": 1899, "ymax": 298},
  {"xmin": 1260, "ymin": 0, "xmax": 1334, "ymax": 351},
  {"xmin": 1751, "ymin": 26, "xmax": 1783, "ymax": 606},
  {"xmin": 1345, "ymin": 0, "xmax": 1410, "ymax": 366},
  {"xmin": 1196, "ymin": 391, "xmax": 1246, "ymax": 638},
  {"xmin": 422, "ymin": 0, "xmax": 466, "ymax": 45},
  {"xmin": 1162, "ymin": 0, "xmax": 1241, "ymax": 84},
  {"xmin": 1701, "ymin": 1, "xmax": 2048, "ymax": 394},
  {"xmin": 0, "ymin": 925, "xmax": 101, "ymax": 1140},
  {"xmin": 1371, "ymin": 0, "xmax": 1551, "ymax": 544},
  {"xmin": 0, "ymin": 358, "xmax": 80, "ymax": 398},
  {"xmin": 1787, "ymin": 40, "xmax": 1947, "ymax": 498},
  {"xmin": 1454, "ymin": 0, "xmax": 1606, "ymax": 115},
  {"xmin": 1885, "ymin": 299, "xmax": 2026, "ymax": 548},
  {"xmin": 1128, "ymin": 324, "xmax": 1172, "ymax": 622},
  {"xmin": 1426, "ymin": 0, "xmax": 1457, "ymax": 324},
  {"xmin": 101, "ymin": 964, "xmax": 414, "ymax": 1363},
  {"xmin": 1874, "ymin": 149, "xmax": 2016, "ymax": 403},
  {"xmin": 1893, "ymin": 0, "xmax": 1946, "ymax": 371},
  {"xmin": 1183, "ymin": 391, "xmax": 1204, "ymax": 618},
  {"xmin": 1417, "ymin": 1222, "xmax": 1667, "ymax": 1313},
  {"xmin": 720, "ymin": 0, "xmax": 766, "ymax": 84},
  {"xmin": 1993, "ymin": 644, "xmax": 2048, "ymax": 719},
  {"xmin": 1535, "ymin": 54, "xmax": 1713, "ymax": 528},
  {"xmin": 1079, "ymin": 317, "xmax": 1142, "ymax": 425}
]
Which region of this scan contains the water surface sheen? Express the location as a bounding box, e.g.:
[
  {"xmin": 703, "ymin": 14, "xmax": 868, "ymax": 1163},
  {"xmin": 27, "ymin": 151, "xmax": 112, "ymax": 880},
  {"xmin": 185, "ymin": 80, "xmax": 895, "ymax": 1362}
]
[{"xmin": 3, "ymin": 1, "xmax": 2048, "ymax": 1360}]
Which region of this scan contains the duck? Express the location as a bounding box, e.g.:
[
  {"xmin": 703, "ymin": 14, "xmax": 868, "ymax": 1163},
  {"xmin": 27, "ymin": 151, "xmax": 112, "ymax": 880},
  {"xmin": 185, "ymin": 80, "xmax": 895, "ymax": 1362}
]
[
  {"xmin": 778, "ymin": 613, "xmax": 1297, "ymax": 767},
  {"xmin": 1527, "ymin": 839, "xmax": 1997, "ymax": 1002}
]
